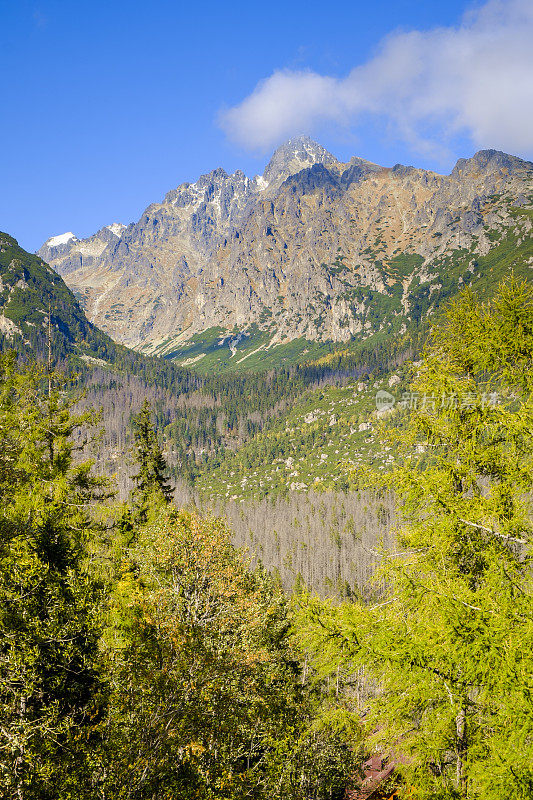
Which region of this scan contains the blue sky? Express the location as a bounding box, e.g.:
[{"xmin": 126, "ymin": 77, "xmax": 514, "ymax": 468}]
[{"xmin": 1, "ymin": 0, "xmax": 532, "ymax": 252}]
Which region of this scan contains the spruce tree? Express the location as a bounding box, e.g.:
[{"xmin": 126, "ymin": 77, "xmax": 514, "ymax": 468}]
[
  {"xmin": 0, "ymin": 354, "xmax": 108, "ymax": 799},
  {"xmin": 130, "ymin": 399, "xmax": 173, "ymax": 519}
]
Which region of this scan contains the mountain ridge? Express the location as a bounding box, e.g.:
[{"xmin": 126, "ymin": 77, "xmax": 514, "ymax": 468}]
[{"xmin": 37, "ymin": 139, "xmax": 533, "ymax": 370}]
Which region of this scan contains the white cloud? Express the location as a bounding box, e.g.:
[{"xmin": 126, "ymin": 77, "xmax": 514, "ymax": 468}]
[{"xmin": 219, "ymin": 0, "xmax": 533, "ymax": 157}]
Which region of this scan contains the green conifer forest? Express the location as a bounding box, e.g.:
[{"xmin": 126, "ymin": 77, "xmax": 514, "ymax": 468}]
[{"xmin": 0, "ymin": 278, "xmax": 532, "ymax": 799}]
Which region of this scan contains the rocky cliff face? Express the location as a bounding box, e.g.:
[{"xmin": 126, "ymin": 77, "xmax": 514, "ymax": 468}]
[{"xmin": 38, "ymin": 138, "xmax": 533, "ymax": 362}]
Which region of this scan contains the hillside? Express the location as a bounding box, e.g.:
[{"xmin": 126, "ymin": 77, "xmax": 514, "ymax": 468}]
[
  {"xmin": 38, "ymin": 140, "xmax": 533, "ymax": 372},
  {"xmin": 0, "ymin": 231, "xmax": 109, "ymax": 360},
  {"xmin": 0, "ymin": 231, "xmax": 196, "ymax": 392},
  {"xmin": 196, "ymin": 374, "xmax": 404, "ymax": 500}
]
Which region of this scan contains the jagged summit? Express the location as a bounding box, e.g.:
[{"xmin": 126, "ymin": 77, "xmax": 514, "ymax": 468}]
[
  {"xmin": 451, "ymin": 149, "xmax": 533, "ymax": 179},
  {"xmin": 37, "ymin": 142, "xmax": 533, "ymax": 360},
  {"xmin": 106, "ymin": 223, "xmax": 126, "ymax": 237},
  {"xmin": 163, "ymin": 136, "xmax": 340, "ymax": 201},
  {"xmin": 262, "ymin": 135, "xmax": 339, "ymax": 185}
]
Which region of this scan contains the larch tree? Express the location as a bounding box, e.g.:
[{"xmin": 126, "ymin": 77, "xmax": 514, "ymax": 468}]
[{"xmin": 296, "ymin": 278, "xmax": 533, "ymax": 800}]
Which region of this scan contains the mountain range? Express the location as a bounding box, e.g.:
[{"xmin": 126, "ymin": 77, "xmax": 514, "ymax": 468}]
[
  {"xmin": 2, "ymin": 137, "xmax": 532, "ymax": 583},
  {"xmin": 36, "ymin": 137, "xmax": 533, "ymax": 372}
]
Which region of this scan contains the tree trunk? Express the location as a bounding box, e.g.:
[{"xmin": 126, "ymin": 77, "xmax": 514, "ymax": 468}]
[
  {"xmin": 456, "ymin": 706, "xmax": 467, "ymax": 795},
  {"xmin": 16, "ymin": 694, "xmax": 27, "ymax": 800}
]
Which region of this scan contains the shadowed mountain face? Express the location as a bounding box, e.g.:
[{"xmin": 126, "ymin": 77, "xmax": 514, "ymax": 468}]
[{"xmin": 38, "ymin": 138, "xmax": 533, "ymax": 367}]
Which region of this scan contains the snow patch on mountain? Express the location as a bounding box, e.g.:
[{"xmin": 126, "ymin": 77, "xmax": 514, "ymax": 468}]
[{"xmin": 46, "ymin": 232, "xmax": 77, "ymax": 248}]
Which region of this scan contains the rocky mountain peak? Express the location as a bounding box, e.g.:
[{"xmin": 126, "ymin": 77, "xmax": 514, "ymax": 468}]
[
  {"xmin": 163, "ymin": 166, "xmax": 254, "ymax": 209},
  {"xmin": 452, "ymin": 149, "xmax": 533, "ymax": 178},
  {"xmin": 106, "ymin": 222, "xmax": 126, "ymax": 237},
  {"xmin": 38, "ymin": 141, "xmax": 532, "ymax": 360},
  {"xmin": 195, "ymin": 167, "xmax": 229, "ymax": 188},
  {"xmin": 38, "ymin": 232, "xmax": 79, "ymax": 263},
  {"xmin": 263, "ymin": 135, "xmax": 339, "ymax": 186}
]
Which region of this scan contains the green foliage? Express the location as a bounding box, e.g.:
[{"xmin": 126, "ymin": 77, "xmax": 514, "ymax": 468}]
[
  {"xmin": 0, "ymin": 353, "xmax": 108, "ymax": 799},
  {"xmin": 130, "ymin": 399, "xmax": 174, "ymax": 520},
  {"xmin": 271, "ymin": 705, "xmax": 364, "ymax": 800},
  {"xmin": 0, "ymin": 354, "xmax": 362, "ymax": 799},
  {"xmin": 103, "ymin": 508, "xmax": 307, "ymax": 799},
  {"xmin": 297, "ymin": 279, "xmax": 533, "ymax": 799}
]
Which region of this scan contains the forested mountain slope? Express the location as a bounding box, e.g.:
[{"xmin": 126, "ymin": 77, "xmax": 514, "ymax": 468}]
[
  {"xmin": 1, "ymin": 231, "xmax": 110, "ymax": 360},
  {"xmin": 196, "ymin": 373, "xmax": 405, "ymax": 500},
  {"xmin": 0, "ymin": 231, "xmax": 196, "ymax": 389}
]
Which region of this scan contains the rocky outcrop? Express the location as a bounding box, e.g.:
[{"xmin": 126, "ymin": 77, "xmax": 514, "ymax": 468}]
[{"xmin": 38, "ymin": 138, "xmax": 533, "ymax": 356}]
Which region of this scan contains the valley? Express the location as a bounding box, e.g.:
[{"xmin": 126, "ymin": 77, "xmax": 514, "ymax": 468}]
[
  {"xmin": 0, "ymin": 142, "xmax": 532, "ymax": 800},
  {"xmin": 3, "ymin": 0, "xmax": 533, "ymax": 794}
]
